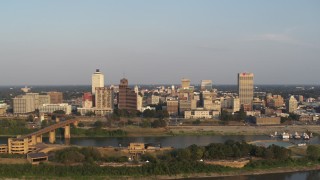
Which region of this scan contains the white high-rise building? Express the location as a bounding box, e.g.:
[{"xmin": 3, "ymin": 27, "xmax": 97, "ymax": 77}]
[
  {"xmin": 287, "ymin": 96, "xmax": 298, "ymax": 113},
  {"xmin": 92, "ymin": 69, "xmax": 104, "ymax": 94}
]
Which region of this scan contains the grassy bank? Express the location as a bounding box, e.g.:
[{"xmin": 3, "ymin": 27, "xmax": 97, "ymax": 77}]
[{"xmin": 0, "ymin": 158, "xmax": 319, "ymax": 179}]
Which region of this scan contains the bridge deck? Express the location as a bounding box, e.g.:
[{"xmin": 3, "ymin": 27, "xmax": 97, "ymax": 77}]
[{"xmin": 20, "ymin": 119, "xmax": 77, "ymax": 139}]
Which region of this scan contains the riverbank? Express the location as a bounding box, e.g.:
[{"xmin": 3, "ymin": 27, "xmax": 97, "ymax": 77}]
[
  {"xmin": 1, "ymin": 124, "xmax": 320, "ymax": 138},
  {"xmin": 168, "ymin": 125, "xmax": 320, "ymax": 136},
  {"xmin": 156, "ymin": 164, "xmax": 320, "ymax": 179}
]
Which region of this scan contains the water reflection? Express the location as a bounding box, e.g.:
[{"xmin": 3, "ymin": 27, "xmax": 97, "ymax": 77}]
[
  {"xmin": 189, "ymin": 170, "xmax": 320, "ymax": 180},
  {"xmin": 1, "ymin": 135, "xmax": 320, "ymax": 148}
]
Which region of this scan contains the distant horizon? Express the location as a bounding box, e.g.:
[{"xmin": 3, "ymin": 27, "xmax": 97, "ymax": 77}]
[{"xmin": 1, "ymin": 84, "xmax": 319, "ymax": 87}]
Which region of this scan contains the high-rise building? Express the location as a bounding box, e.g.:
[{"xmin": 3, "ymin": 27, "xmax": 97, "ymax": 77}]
[
  {"xmin": 47, "ymin": 92, "xmax": 63, "ymax": 104},
  {"xmin": 95, "ymin": 87, "xmax": 114, "ymax": 116},
  {"xmin": 287, "ymin": 96, "xmax": 298, "ymax": 113},
  {"xmin": 118, "ymin": 78, "xmax": 137, "ymax": 111},
  {"xmin": 167, "ymin": 100, "xmax": 179, "ymax": 116},
  {"xmin": 181, "ymin": 78, "xmax": 190, "ymax": 89},
  {"xmin": 13, "ymin": 95, "xmax": 35, "ymax": 114},
  {"xmin": 137, "ymin": 94, "xmax": 143, "ymax": 112},
  {"xmin": 147, "ymin": 95, "xmax": 160, "ymax": 105},
  {"xmin": 200, "ymin": 80, "xmax": 213, "ymax": 91},
  {"xmin": 39, "ymin": 95, "xmax": 51, "ymax": 106},
  {"xmin": 82, "ymin": 92, "xmax": 93, "ymax": 108},
  {"xmin": 92, "ymin": 69, "xmax": 104, "ymax": 94},
  {"xmin": 238, "ymin": 73, "xmax": 254, "ymax": 110}
]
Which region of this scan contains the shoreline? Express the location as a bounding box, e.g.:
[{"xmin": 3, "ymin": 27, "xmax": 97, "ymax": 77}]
[
  {"xmin": 1, "ymin": 124, "xmax": 320, "ymax": 138},
  {"xmin": 155, "ymin": 164, "xmax": 320, "ymax": 179}
]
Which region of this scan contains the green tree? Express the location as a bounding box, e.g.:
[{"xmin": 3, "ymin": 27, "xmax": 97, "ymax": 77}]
[
  {"xmin": 93, "ymin": 120, "xmax": 104, "ymax": 129},
  {"xmin": 85, "ymin": 111, "xmax": 95, "ymax": 117},
  {"xmin": 53, "ymin": 110, "xmax": 66, "ymax": 115},
  {"xmin": 143, "ymin": 109, "xmax": 156, "ymax": 118},
  {"xmin": 307, "ymin": 145, "xmax": 320, "ymax": 161},
  {"xmin": 27, "ymin": 115, "xmax": 34, "ymax": 122}
]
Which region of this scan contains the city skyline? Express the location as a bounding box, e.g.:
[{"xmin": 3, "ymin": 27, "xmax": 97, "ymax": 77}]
[{"xmin": 1, "ymin": 0, "xmax": 320, "ymax": 85}]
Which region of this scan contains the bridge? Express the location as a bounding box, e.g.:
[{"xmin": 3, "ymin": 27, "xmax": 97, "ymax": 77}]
[{"xmin": 20, "ymin": 119, "xmax": 78, "ymax": 145}]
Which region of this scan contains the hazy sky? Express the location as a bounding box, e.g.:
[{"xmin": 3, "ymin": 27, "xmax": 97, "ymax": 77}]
[{"xmin": 0, "ymin": 0, "xmax": 319, "ymax": 85}]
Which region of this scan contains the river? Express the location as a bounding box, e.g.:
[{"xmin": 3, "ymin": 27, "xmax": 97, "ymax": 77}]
[
  {"xmin": 1, "ymin": 135, "xmax": 320, "ymax": 148},
  {"xmin": 192, "ymin": 170, "xmax": 320, "ymax": 180}
]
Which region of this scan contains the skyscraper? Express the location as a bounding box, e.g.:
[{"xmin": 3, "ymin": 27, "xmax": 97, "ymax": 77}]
[
  {"xmin": 238, "ymin": 73, "xmax": 254, "ymax": 110},
  {"xmin": 118, "ymin": 78, "xmax": 137, "ymax": 111},
  {"xmin": 92, "ymin": 69, "xmax": 104, "ymax": 94},
  {"xmin": 181, "ymin": 78, "xmax": 190, "ymax": 89},
  {"xmin": 200, "ymin": 80, "xmax": 213, "ymax": 91},
  {"xmin": 95, "ymin": 87, "xmax": 114, "ymax": 116},
  {"xmin": 287, "ymin": 96, "xmax": 298, "ymax": 113},
  {"xmin": 47, "ymin": 91, "xmax": 63, "ymax": 104}
]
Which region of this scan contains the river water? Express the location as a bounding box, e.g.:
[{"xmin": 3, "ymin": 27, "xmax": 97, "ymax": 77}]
[
  {"xmin": 1, "ymin": 135, "xmax": 320, "ymax": 148},
  {"xmin": 194, "ymin": 170, "xmax": 320, "ymax": 180}
]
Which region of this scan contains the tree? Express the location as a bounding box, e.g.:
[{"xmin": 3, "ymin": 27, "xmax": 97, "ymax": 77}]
[
  {"xmin": 27, "ymin": 115, "xmax": 34, "ymax": 122},
  {"xmin": 307, "ymin": 145, "xmax": 320, "ymax": 161},
  {"xmin": 93, "ymin": 120, "xmax": 103, "ymax": 129},
  {"xmin": 143, "ymin": 109, "xmax": 156, "ymax": 118},
  {"xmin": 140, "ymin": 119, "xmax": 151, "ymax": 128},
  {"xmin": 192, "ymin": 119, "xmax": 201, "ymax": 125},
  {"xmin": 53, "ymin": 110, "xmax": 66, "ymax": 115},
  {"xmin": 152, "ymin": 119, "xmax": 167, "ymax": 128},
  {"xmin": 78, "ymin": 122, "xmax": 85, "ymax": 127},
  {"xmin": 85, "ymin": 111, "xmax": 95, "ymax": 117},
  {"xmin": 237, "ymin": 107, "xmax": 246, "ymax": 121}
]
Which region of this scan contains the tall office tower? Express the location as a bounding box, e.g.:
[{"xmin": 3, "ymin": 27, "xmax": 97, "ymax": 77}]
[
  {"xmin": 137, "ymin": 94, "xmax": 143, "ymax": 112},
  {"xmin": 118, "ymin": 78, "xmax": 137, "ymax": 111},
  {"xmin": 95, "ymin": 87, "xmax": 114, "ymax": 116},
  {"xmin": 134, "ymin": 85, "xmax": 139, "ymax": 94},
  {"xmin": 92, "ymin": 69, "xmax": 104, "ymax": 94},
  {"xmin": 181, "ymin": 78, "xmax": 191, "ymax": 89},
  {"xmin": 287, "ymin": 96, "xmax": 298, "ymax": 113},
  {"xmin": 238, "ymin": 73, "xmax": 254, "ymax": 110},
  {"xmin": 13, "ymin": 95, "xmax": 35, "ymax": 114},
  {"xmin": 47, "ymin": 91, "xmax": 63, "ymax": 104},
  {"xmin": 200, "ymin": 80, "xmax": 213, "ymax": 91},
  {"xmin": 167, "ymin": 100, "xmax": 179, "ymax": 116}
]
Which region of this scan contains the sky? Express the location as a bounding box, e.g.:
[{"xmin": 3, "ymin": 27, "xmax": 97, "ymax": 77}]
[{"xmin": 0, "ymin": 0, "xmax": 319, "ymax": 85}]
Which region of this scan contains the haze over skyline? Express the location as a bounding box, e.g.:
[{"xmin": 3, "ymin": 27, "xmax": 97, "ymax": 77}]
[{"xmin": 0, "ymin": 0, "xmax": 319, "ymax": 86}]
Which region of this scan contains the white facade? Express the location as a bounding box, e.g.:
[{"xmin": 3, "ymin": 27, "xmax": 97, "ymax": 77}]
[
  {"xmin": 184, "ymin": 110, "xmax": 220, "ymax": 119},
  {"xmin": 231, "ymin": 97, "xmax": 240, "ymax": 112},
  {"xmin": 92, "ymin": 69, "xmax": 104, "ymax": 94},
  {"xmin": 13, "ymin": 96, "xmax": 35, "ymax": 114},
  {"xmin": 287, "ymin": 96, "xmax": 298, "ymax": 113},
  {"xmin": 137, "ymin": 95, "xmax": 143, "ymax": 112},
  {"xmin": 39, "ymin": 103, "xmax": 72, "ymax": 115}
]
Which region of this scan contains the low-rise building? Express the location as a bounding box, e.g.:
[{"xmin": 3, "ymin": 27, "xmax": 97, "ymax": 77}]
[
  {"xmin": 184, "ymin": 109, "xmax": 220, "ymax": 119},
  {"xmin": 253, "ymin": 116, "xmax": 281, "ymax": 125},
  {"xmin": 39, "ymin": 103, "xmax": 72, "ymax": 115}
]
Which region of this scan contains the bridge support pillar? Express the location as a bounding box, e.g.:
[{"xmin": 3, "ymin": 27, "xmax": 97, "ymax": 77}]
[
  {"xmin": 36, "ymin": 135, "xmax": 42, "ymax": 143},
  {"xmin": 31, "ymin": 135, "xmax": 37, "ymax": 145},
  {"xmin": 73, "ymin": 121, "xmax": 78, "ymax": 127},
  {"xmin": 49, "ymin": 130, "xmax": 56, "ymax": 144},
  {"xmin": 64, "ymin": 124, "xmax": 70, "ymax": 139}
]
